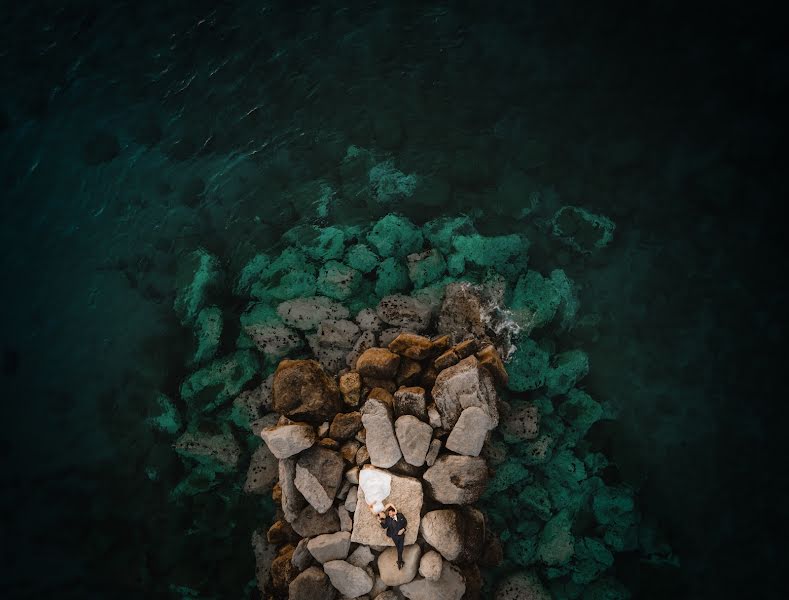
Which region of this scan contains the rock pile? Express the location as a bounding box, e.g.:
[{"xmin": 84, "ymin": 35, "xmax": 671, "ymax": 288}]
[{"xmin": 255, "ymin": 326, "xmax": 509, "ymax": 599}]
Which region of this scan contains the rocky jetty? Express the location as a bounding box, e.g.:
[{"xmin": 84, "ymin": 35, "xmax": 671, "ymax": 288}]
[{"xmin": 255, "ymin": 326, "xmax": 508, "ymax": 599}]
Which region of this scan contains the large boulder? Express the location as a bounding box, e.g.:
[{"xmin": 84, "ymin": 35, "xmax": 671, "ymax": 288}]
[
  {"xmin": 376, "ymin": 295, "xmax": 432, "ymax": 331},
  {"xmin": 423, "ymin": 455, "xmax": 488, "ymax": 504},
  {"xmin": 351, "ymin": 468, "xmax": 422, "ymax": 546},
  {"xmin": 537, "ymin": 509, "xmax": 575, "ymax": 565},
  {"xmin": 395, "ymin": 415, "xmax": 433, "ymax": 467},
  {"xmin": 317, "ymin": 319, "xmax": 360, "ymax": 348},
  {"xmin": 398, "ymin": 562, "xmax": 466, "ymax": 600},
  {"xmin": 307, "ymin": 531, "xmax": 352, "ymax": 563},
  {"xmin": 294, "ymin": 447, "xmax": 345, "ymax": 513},
  {"xmin": 277, "ymin": 296, "xmax": 350, "ymax": 331},
  {"xmin": 279, "ymin": 457, "xmax": 307, "ymax": 523},
  {"xmin": 180, "ymin": 350, "xmax": 259, "ymax": 413},
  {"xmin": 323, "ymin": 560, "xmax": 373, "ymax": 597},
  {"xmin": 432, "ymin": 355, "xmax": 499, "ymax": 430},
  {"xmin": 261, "ymin": 423, "xmax": 316, "ymax": 459},
  {"xmin": 273, "ymin": 359, "xmax": 342, "ymax": 423},
  {"xmin": 244, "ymin": 324, "xmax": 304, "ymax": 361},
  {"xmin": 420, "ymin": 507, "xmax": 485, "ymax": 563},
  {"xmin": 445, "ymin": 406, "xmax": 491, "ymax": 457},
  {"xmin": 361, "ymin": 396, "xmax": 402, "ymax": 468},
  {"xmin": 291, "ymin": 505, "xmax": 341, "ymax": 538},
  {"xmin": 436, "ymin": 282, "xmax": 487, "ymax": 344},
  {"xmin": 419, "ymin": 550, "xmax": 443, "ymax": 581},
  {"xmin": 288, "ymin": 566, "xmax": 337, "ymax": 600},
  {"xmin": 377, "ymin": 544, "xmax": 421, "ymax": 586},
  {"xmin": 495, "ymin": 572, "xmax": 551, "ymax": 600}
]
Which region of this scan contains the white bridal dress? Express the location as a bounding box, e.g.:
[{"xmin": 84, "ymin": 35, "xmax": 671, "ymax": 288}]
[{"xmin": 358, "ymin": 468, "xmax": 392, "ymax": 513}]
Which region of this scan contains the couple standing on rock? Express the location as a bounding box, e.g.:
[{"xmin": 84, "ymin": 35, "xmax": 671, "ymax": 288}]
[{"xmin": 376, "ymin": 504, "xmax": 408, "ymax": 570}]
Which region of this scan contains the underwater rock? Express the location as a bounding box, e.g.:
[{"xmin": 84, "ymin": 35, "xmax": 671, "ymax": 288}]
[
  {"xmin": 273, "ymin": 359, "xmax": 342, "ymax": 423},
  {"xmin": 432, "ymin": 355, "xmax": 499, "ymax": 430},
  {"xmin": 375, "ymin": 257, "xmax": 411, "ymax": 297},
  {"xmin": 423, "ymin": 216, "xmax": 476, "ymax": 255},
  {"xmin": 423, "ymin": 455, "xmax": 488, "ymax": 504},
  {"xmin": 367, "ymin": 214, "xmax": 424, "ymax": 259},
  {"xmin": 551, "ymin": 205, "xmax": 616, "ymax": 254},
  {"xmin": 451, "ymin": 233, "xmax": 528, "ymax": 278},
  {"xmin": 288, "ymin": 566, "xmax": 336, "ymax": 600},
  {"xmin": 502, "ymin": 401, "xmax": 541, "ymax": 442},
  {"xmin": 545, "ymin": 349, "xmax": 589, "ymax": 396},
  {"xmin": 355, "ymin": 308, "xmax": 384, "ymax": 332},
  {"xmin": 277, "ymin": 296, "xmax": 350, "ymax": 331},
  {"xmin": 419, "ymin": 550, "xmax": 443, "ymax": 581},
  {"xmin": 361, "ymin": 395, "xmax": 402, "ymax": 468},
  {"xmin": 557, "ymin": 389, "xmax": 603, "ymax": 445},
  {"xmin": 407, "ymin": 248, "xmax": 447, "ymax": 289},
  {"xmin": 244, "ymin": 444, "xmax": 279, "ymax": 494},
  {"xmin": 377, "ymin": 544, "xmax": 421, "ymax": 586},
  {"xmin": 245, "ymin": 324, "xmax": 304, "ymax": 362},
  {"xmin": 395, "ymin": 415, "xmax": 433, "ymax": 467},
  {"xmin": 261, "ymin": 423, "xmax": 316, "ymax": 459},
  {"xmin": 295, "ymin": 446, "xmax": 345, "ymax": 513},
  {"xmin": 511, "ymin": 270, "xmax": 562, "ymax": 333},
  {"xmin": 351, "ymin": 468, "xmax": 422, "ymax": 546},
  {"xmin": 317, "ymin": 319, "xmax": 361, "ymax": 349},
  {"xmin": 191, "ymin": 306, "xmax": 223, "ymax": 366},
  {"xmin": 231, "ymin": 374, "xmax": 274, "ymax": 429},
  {"xmin": 398, "ymin": 562, "xmax": 466, "ymax": 600},
  {"xmin": 235, "ymin": 254, "xmax": 271, "ymax": 297},
  {"xmin": 517, "ymin": 484, "xmax": 553, "ymax": 521},
  {"xmin": 377, "ymin": 295, "xmax": 432, "ymax": 331},
  {"xmin": 317, "ymin": 260, "xmax": 362, "ymax": 301},
  {"xmin": 174, "ymin": 248, "xmax": 224, "ymax": 325},
  {"xmin": 147, "ymin": 393, "xmax": 182, "ymax": 434},
  {"xmin": 323, "ymin": 560, "xmax": 373, "ymax": 597},
  {"xmin": 356, "ymin": 348, "xmax": 401, "ymax": 379},
  {"xmin": 571, "ymin": 537, "xmax": 614, "ymax": 585},
  {"xmin": 307, "ymin": 531, "xmax": 352, "ymax": 564},
  {"xmin": 173, "ymin": 428, "xmax": 242, "ymax": 473},
  {"xmin": 538, "ymin": 509, "xmax": 575, "ymax": 566},
  {"xmin": 495, "ymin": 571, "xmax": 551, "ymax": 600},
  {"xmin": 445, "ymin": 406, "xmax": 491, "ymax": 457},
  {"xmin": 252, "ymin": 530, "xmax": 277, "ymax": 595},
  {"xmin": 345, "ymin": 243, "xmax": 381, "ymax": 274},
  {"xmin": 507, "ymin": 339, "xmax": 550, "ymax": 392}
]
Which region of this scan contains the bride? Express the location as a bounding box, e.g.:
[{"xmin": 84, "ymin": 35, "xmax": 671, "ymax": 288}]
[{"xmin": 359, "ymin": 467, "xmax": 392, "ymax": 514}]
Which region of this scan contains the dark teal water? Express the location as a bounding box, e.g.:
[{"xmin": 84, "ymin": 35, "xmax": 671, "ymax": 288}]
[{"xmin": 1, "ymin": 2, "xmax": 786, "ymax": 598}]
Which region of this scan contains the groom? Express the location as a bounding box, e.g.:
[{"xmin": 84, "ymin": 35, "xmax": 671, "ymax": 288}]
[{"xmin": 378, "ymin": 504, "xmax": 408, "ymax": 569}]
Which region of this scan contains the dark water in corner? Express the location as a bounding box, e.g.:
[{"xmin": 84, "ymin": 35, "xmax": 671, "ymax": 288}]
[{"xmin": 0, "ymin": 1, "xmax": 786, "ymax": 598}]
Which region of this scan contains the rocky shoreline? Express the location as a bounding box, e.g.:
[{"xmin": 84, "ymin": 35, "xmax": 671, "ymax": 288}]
[{"xmin": 257, "ymin": 325, "xmax": 506, "ymax": 599}]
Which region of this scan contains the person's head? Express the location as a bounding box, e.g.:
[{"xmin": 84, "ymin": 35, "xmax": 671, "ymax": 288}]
[{"xmin": 387, "ymin": 506, "xmax": 397, "ymax": 517}]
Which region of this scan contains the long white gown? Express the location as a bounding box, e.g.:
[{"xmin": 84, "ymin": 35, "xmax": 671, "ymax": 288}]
[{"xmin": 358, "ymin": 468, "xmax": 392, "ymax": 513}]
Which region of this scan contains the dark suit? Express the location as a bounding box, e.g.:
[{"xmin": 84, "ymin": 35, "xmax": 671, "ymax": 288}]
[{"xmin": 380, "ymin": 512, "xmax": 408, "ymax": 563}]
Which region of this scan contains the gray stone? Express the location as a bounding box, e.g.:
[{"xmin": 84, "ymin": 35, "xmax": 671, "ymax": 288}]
[
  {"xmin": 279, "ymin": 457, "xmax": 307, "ymax": 523},
  {"xmin": 252, "ymin": 529, "xmax": 277, "ymax": 595},
  {"xmin": 377, "ymin": 544, "xmax": 421, "ymax": 586},
  {"xmin": 291, "ymin": 538, "xmax": 313, "ymax": 571},
  {"xmin": 261, "ymin": 423, "xmax": 317, "ymax": 459},
  {"xmin": 419, "ymin": 550, "xmax": 443, "ymax": 581},
  {"xmin": 345, "ymin": 466, "xmax": 360, "ymax": 484},
  {"xmin": 244, "ymin": 444, "xmax": 279, "ymax": 494},
  {"xmin": 394, "ymin": 416, "xmax": 433, "ymax": 467},
  {"xmin": 370, "ymin": 578, "xmax": 390, "ymax": 599},
  {"xmin": 344, "ymin": 486, "xmax": 358, "ymax": 512},
  {"xmin": 445, "ymin": 406, "xmax": 491, "ymax": 457},
  {"xmin": 347, "ymin": 545, "xmax": 375, "ymax": 569},
  {"xmin": 376, "ymin": 295, "xmax": 432, "ymax": 331},
  {"xmin": 308, "ymin": 531, "xmax": 352, "ymax": 563},
  {"xmin": 295, "ymin": 447, "xmax": 345, "ymax": 513},
  {"xmin": 501, "ymin": 401, "xmax": 540, "ymax": 442},
  {"xmin": 423, "ymin": 455, "xmax": 488, "ymax": 504},
  {"xmin": 351, "ymin": 468, "xmax": 422, "ymax": 547},
  {"xmin": 346, "ymin": 330, "xmax": 378, "ymax": 370},
  {"xmin": 245, "ymin": 324, "xmax": 304, "ymax": 360},
  {"xmin": 432, "ymin": 356, "xmax": 499, "ymax": 431},
  {"xmin": 278, "ymin": 296, "xmax": 350, "ymax": 331},
  {"xmin": 427, "ymin": 404, "xmax": 442, "ymax": 429},
  {"xmin": 361, "ymin": 397, "xmax": 402, "ymax": 468},
  {"xmin": 355, "ymin": 308, "xmax": 384, "ymax": 332},
  {"xmin": 425, "ymin": 439, "xmax": 441, "ymax": 467},
  {"xmin": 291, "ymin": 505, "xmax": 341, "ymax": 538},
  {"xmin": 420, "ymin": 507, "xmax": 485, "ymax": 563},
  {"xmin": 398, "ymin": 562, "xmax": 466, "ymax": 600},
  {"xmin": 308, "ymin": 333, "xmax": 349, "ymax": 374},
  {"xmin": 373, "ymin": 592, "xmax": 399, "ymax": 600},
  {"xmin": 288, "ymin": 566, "xmax": 336, "ymax": 600},
  {"xmin": 495, "ymin": 571, "xmax": 551, "ymax": 600},
  {"xmin": 338, "ymin": 506, "xmax": 353, "ymax": 532},
  {"xmin": 323, "ymin": 560, "xmax": 373, "ymax": 597}
]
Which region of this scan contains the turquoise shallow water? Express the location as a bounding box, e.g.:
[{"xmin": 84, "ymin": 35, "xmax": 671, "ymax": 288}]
[{"xmin": 0, "ymin": 2, "xmax": 786, "ymax": 598}]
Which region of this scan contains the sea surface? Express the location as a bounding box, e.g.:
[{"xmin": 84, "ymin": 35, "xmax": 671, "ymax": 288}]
[{"xmin": 0, "ymin": 1, "xmax": 785, "ymax": 599}]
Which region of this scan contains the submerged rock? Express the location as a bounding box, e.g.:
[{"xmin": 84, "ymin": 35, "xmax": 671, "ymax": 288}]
[
  {"xmin": 173, "ymin": 428, "xmax": 241, "ymax": 473},
  {"xmin": 180, "ymin": 350, "xmax": 259, "ymax": 413},
  {"xmin": 174, "ymin": 248, "xmax": 224, "ymax": 325},
  {"xmin": 377, "ymin": 295, "xmax": 432, "ymax": 331},
  {"xmin": 243, "ymin": 444, "xmax": 279, "ymax": 494},
  {"xmin": 496, "ymin": 571, "xmax": 551, "ymax": 600},
  {"xmin": 551, "ymin": 205, "xmax": 615, "ymax": 254},
  {"xmin": 277, "ymin": 296, "xmax": 350, "ymax": 331}
]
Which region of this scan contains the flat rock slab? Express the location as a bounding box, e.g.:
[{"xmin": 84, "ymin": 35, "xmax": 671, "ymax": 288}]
[
  {"xmin": 288, "ymin": 566, "xmax": 336, "ymax": 600},
  {"xmin": 445, "ymin": 406, "xmax": 491, "ymax": 457},
  {"xmin": 291, "ymin": 505, "xmax": 340, "ymax": 538},
  {"xmin": 378, "ymin": 544, "xmax": 421, "ymax": 586},
  {"xmin": 351, "ymin": 468, "xmax": 422, "ymax": 547},
  {"xmin": 261, "ymin": 423, "xmax": 316, "ymax": 459},
  {"xmin": 399, "ymin": 562, "xmax": 466, "ymax": 600},
  {"xmin": 395, "ymin": 415, "xmax": 433, "ymax": 467},
  {"xmin": 294, "ymin": 446, "xmax": 344, "ymax": 513},
  {"xmin": 432, "ymin": 355, "xmax": 499, "ymax": 430},
  {"xmin": 307, "ymin": 531, "xmax": 351, "ymax": 563},
  {"xmin": 361, "ymin": 397, "xmax": 402, "ymax": 468}
]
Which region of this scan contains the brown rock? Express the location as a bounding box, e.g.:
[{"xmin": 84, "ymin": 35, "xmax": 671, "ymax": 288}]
[
  {"xmin": 244, "ymin": 444, "xmax": 278, "ymax": 494},
  {"xmin": 272, "ymin": 481, "xmax": 282, "ymax": 503},
  {"xmin": 366, "ymin": 386, "xmax": 395, "ymax": 407},
  {"xmin": 478, "ymin": 531, "xmax": 504, "ymax": 568},
  {"xmin": 419, "ymin": 364, "xmax": 439, "ymax": 391},
  {"xmin": 388, "ymin": 332, "xmax": 434, "ymax": 360},
  {"xmin": 267, "ymin": 519, "xmax": 296, "ymax": 545},
  {"xmin": 318, "ymin": 438, "xmax": 339, "ymax": 450},
  {"xmin": 339, "ymin": 371, "xmax": 362, "ymax": 407},
  {"xmin": 356, "ymin": 348, "xmax": 400, "ymax": 379},
  {"xmin": 355, "ymin": 445, "xmax": 370, "ymax": 466},
  {"xmin": 395, "ymin": 357, "xmax": 422, "ymax": 386},
  {"xmin": 434, "ymin": 349, "xmax": 460, "ymax": 372},
  {"xmin": 453, "ymin": 338, "xmax": 479, "ymax": 359},
  {"xmin": 340, "ymin": 439, "xmax": 361, "ymax": 463},
  {"xmin": 476, "ymin": 344, "xmax": 509, "ymax": 387},
  {"xmin": 437, "ymin": 282, "xmax": 487, "ymax": 344},
  {"xmin": 394, "ymin": 386, "xmax": 428, "ymax": 421},
  {"xmin": 330, "ymin": 412, "xmax": 363, "ymax": 440},
  {"xmin": 363, "ymin": 377, "xmax": 397, "ymax": 394},
  {"xmin": 430, "ymin": 334, "xmax": 451, "ymax": 354},
  {"xmin": 271, "ymin": 545, "xmax": 299, "ymax": 593},
  {"xmin": 273, "ymin": 359, "xmax": 341, "ymax": 424}
]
